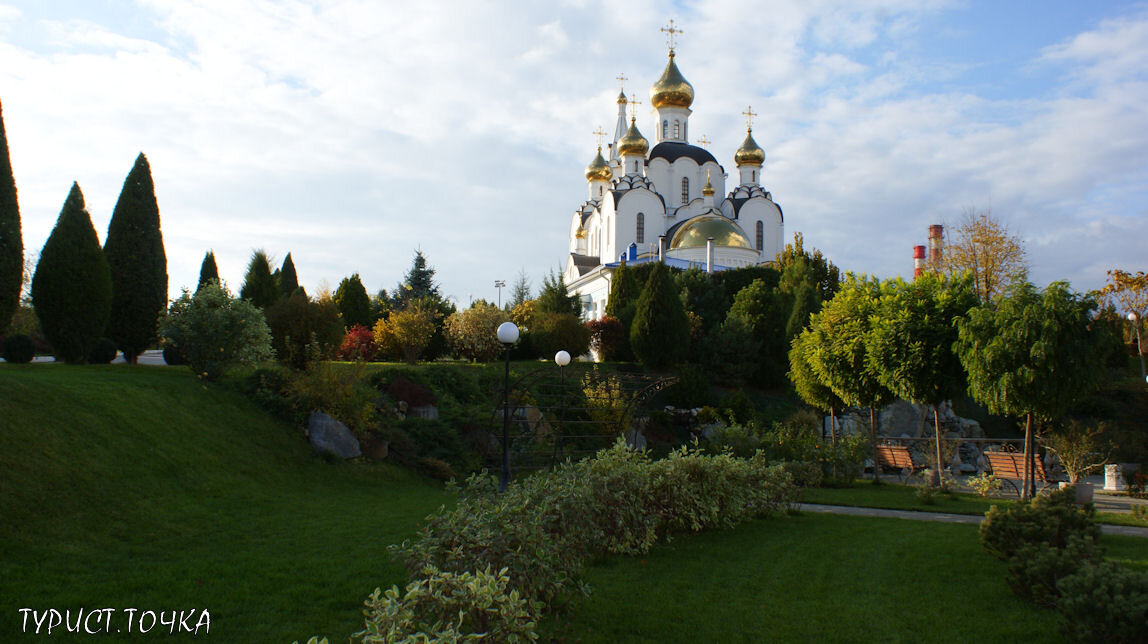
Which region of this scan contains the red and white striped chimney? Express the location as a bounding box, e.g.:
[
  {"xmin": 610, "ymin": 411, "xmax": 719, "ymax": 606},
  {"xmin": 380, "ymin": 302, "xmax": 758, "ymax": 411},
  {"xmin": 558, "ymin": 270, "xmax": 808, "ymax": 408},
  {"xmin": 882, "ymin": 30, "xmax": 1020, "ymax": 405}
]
[{"xmin": 913, "ymin": 245, "xmax": 926, "ymax": 278}]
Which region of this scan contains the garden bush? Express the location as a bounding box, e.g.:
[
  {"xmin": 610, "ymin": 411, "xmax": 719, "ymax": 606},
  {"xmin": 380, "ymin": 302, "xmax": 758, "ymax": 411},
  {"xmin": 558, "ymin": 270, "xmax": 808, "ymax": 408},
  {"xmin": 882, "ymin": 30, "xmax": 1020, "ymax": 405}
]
[
  {"xmin": 159, "ymin": 282, "xmax": 273, "ymax": 381},
  {"xmin": 284, "ymin": 361, "xmax": 376, "ymax": 433},
  {"xmin": 586, "ymin": 315, "xmax": 624, "ymax": 361},
  {"xmin": 336, "ymin": 324, "xmax": 376, "ymax": 361},
  {"xmin": 87, "ymin": 337, "xmax": 117, "ymax": 364},
  {"xmin": 354, "ymin": 566, "xmax": 538, "ymax": 644},
  {"xmin": 161, "ymin": 343, "xmax": 186, "ymax": 365},
  {"xmin": 2, "ymin": 333, "xmax": 34, "ymax": 363},
  {"xmin": 444, "ymin": 302, "xmax": 506, "ymax": 362},
  {"xmin": 1007, "ymin": 535, "xmax": 1102, "ymax": 607},
  {"xmin": 979, "ymin": 486, "xmax": 1101, "ymax": 562},
  {"xmin": 529, "ymin": 311, "xmax": 590, "ymax": 360},
  {"xmin": 1057, "ymin": 561, "xmax": 1148, "ymax": 643}
]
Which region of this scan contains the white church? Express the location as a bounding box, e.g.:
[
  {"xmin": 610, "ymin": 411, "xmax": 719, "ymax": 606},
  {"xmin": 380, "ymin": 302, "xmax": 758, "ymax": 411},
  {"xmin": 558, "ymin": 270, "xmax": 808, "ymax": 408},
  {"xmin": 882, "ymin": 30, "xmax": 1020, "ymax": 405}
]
[{"xmin": 563, "ymin": 26, "xmax": 785, "ymax": 321}]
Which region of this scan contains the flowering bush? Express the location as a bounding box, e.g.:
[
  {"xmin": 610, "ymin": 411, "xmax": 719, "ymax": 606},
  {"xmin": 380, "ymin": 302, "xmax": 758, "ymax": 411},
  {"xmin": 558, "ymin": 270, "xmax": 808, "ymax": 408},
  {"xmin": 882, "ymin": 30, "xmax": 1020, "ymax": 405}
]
[{"xmin": 337, "ymin": 324, "xmax": 376, "ymax": 361}]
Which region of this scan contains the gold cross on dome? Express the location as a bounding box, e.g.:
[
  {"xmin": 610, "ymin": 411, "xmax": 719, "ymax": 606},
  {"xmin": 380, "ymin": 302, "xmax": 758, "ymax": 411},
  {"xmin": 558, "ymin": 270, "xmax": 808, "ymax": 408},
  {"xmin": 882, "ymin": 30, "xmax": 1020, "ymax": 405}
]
[
  {"xmin": 628, "ymin": 94, "xmax": 642, "ymax": 119},
  {"xmin": 616, "ymin": 72, "xmax": 628, "ymax": 91},
  {"xmin": 661, "ymin": 19, "xmax": 682, "ymax": 52},
  {"xmin": 592, "ymin": 126, "xmax": 607, "ymax": 147},
  {"xmin": 697, "ymin": 134, "xmax": 711, "ymax": 149},
  {"xmin": 742, "ymin": 106, "xmax": 758, "ymax": 130}
]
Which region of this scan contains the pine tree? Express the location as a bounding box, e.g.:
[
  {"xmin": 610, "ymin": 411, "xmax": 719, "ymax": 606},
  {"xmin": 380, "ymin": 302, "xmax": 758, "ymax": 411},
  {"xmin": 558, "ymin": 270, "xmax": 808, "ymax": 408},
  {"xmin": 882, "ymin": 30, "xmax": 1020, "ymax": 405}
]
[
  {"xmin": 198, "ymin": 251, "xmax": 219, "ymax": 290},
  {"xmin": 334, "ymin": 273, "xmax": 372, "ymax": 329},
  {"xmin": 630, "ymin": 262, "xmax": 689, "ymax": 370},
  {"xmin": 279, "ymin": 252, "xmax": 300, "ymax": 298},
  {"xmin": 393, "ymin": 249, "xmax": 439, "ymax": 309},
  {"xmin": 239, "ymin": 250, "xmax": 279, "ymax": 309},
  {"xmin": 31, "ymin": 183, "xmax": 112, "ymax": 362},
  {"xmin": 0, "ymin": 99, "xmax": 22, "ymax": 333},
  {"xmin": 536, "ymin": 270, "xmax": 580, "ymax": 316},
  {"xmin": 103, "ymin": 153, "xmax": 167, "ymax": 363}
]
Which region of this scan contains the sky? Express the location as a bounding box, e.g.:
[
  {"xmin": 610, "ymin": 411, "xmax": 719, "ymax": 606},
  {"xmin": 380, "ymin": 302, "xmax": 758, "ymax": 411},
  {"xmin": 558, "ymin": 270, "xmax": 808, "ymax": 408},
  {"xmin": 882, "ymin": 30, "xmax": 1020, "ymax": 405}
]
[{"xmin": 1, "ymin": 0, "xmax": 1146, "ymax": 308}]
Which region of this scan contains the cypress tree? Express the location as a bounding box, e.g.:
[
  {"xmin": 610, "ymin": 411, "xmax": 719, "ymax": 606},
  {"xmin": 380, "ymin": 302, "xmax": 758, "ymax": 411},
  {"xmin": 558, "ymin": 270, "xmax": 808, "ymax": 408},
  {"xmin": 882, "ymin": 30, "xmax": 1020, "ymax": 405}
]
[
  {"xmin": 630, "ymin": 261, "xmax": 690, "ymax": 370},
  {"xmin": 239, "ymin": 250, "xmax": 278, "ymax": 309},
  {"xmin": 198, "ymin": 251, "xmax": 219, "ymax": 290},
  {"xmin": 279, "ymin": 252, "xmax": 300, "ymax": 298},
  {"xmin": 31, "ymin": 183, "xmax": 112, "ymax": 362},
  {"xmin": 0, "ymin": 99, "xmax": 21, "ymax": 333},
  {"xmin": 334, "ymin": 273, "xmax": 372, "ymax": 329},
  {"xmin": 604, "ymin": 260, "xmax": 641, "ymax": 318},
  {"xmin": 103, "ymin": 152, "xmax": 167, "ymax": 363}
]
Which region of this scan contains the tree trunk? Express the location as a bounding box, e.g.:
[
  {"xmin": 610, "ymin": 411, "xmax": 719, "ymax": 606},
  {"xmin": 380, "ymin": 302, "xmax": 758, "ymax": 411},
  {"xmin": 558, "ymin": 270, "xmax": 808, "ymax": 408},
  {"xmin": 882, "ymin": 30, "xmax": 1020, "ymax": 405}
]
[
  {"xmin": 1022, "ymin": 412, "xmax": 1033, "ymax": 500},
  {"xmin": 830, "ymin": 407, "xmax": 838, "ymax": 479},
  {"xmin": 869, "ymin": 406, "xmax": 879, "ymax": 483},
  {"xmin": 933, "ymin": 404, "xmax": 943, "ymax": 488}
]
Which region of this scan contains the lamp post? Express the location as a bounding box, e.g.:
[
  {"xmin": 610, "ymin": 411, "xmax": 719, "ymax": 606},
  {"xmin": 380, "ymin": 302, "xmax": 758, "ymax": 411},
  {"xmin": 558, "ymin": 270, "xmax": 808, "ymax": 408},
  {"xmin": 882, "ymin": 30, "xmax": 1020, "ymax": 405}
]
[
  {"xmin": 1130, "ymin": 311, "xmax": 1146, "ymax": 384},
  {"xmin": 497, "ymin": 321, "xmax": 519, "ymax": 491},
  {"xmin": 554, "ymin": 350, "xmax": 571, "ymax": 461},
  {"xmin": 494, "ymin": 280, "xmax": 506, "ymax": 309}
]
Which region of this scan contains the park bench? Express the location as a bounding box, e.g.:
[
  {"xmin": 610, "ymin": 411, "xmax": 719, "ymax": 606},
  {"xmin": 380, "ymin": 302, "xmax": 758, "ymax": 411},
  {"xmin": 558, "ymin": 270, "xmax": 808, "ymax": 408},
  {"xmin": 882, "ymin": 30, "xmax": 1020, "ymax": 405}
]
[
  {"xmin": 984, "ymin": 450, "xmax": 1059, "ymax": 496},
  {"xmin": 875, "ymin": 444, "xmax": 926, "ymax": 482}
]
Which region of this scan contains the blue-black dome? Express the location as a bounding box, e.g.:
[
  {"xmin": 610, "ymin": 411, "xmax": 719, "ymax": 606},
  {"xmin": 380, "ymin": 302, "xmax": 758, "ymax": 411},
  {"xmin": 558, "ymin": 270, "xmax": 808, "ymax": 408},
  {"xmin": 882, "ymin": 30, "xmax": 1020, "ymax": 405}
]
[{"xmin": 648, "ymin": 141, "xmax": 718, "ymax": 166}]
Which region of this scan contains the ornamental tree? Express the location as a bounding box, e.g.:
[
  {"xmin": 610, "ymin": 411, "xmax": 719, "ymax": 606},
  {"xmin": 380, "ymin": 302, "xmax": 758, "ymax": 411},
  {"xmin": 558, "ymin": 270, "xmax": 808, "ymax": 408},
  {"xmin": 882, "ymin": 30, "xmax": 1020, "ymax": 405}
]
[
  {"xmin": 239, "ymin": 249, "xmax": 278, "ymax": 309},
  {"xmin": 160, "ymin": 281, "xmax": 273, "ymax": 380},
  {"xmin": 103, "ymin": 153, "xmax": 168, "ymax": 363},
  {"xmin": 788, "ymin": 328, "xmax": 845, "ymax": 445},
  {"xmin": 630, "ymin": 261, "xmax": 689, "ymax": 370},
  {"xmin": 866, "ymin": 273, "xmax": 977, "ymax": 484},
  {"xmin": 335, "ymin": 273, "xmax": 372, "ymax": 329},
  {"xmin": 0, "ymin": 99, "xmax": 22, "ymax": 333},
  {"xmin": 31, "ymin": 183, "xmax": 112, "ymax": 363},
  {"xmin": 444, "ymin": 300, "xmax": 507, "ymax": 362},
  {"xmin": 956, "ymin": 281, "xmax": 1105, "ymax": 498},
  {"xmin": 801, "ymin": 274, "xmax": 894, "ymax": 479},
  {"xmin": 197, "ymin": 251, "xmax": 219, "ymax": 291},
  {"xmin": 374, "ymin": 300, "xmax": 438, "ymax": 364}
]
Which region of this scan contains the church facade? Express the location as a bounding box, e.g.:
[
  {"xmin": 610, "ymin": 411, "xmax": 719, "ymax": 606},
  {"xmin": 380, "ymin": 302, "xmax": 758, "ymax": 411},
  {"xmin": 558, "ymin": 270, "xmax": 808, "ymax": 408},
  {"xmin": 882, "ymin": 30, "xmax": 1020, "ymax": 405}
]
[{"xmin": 563, "ymin": 38, "xmax": 785, "ymax": 320}]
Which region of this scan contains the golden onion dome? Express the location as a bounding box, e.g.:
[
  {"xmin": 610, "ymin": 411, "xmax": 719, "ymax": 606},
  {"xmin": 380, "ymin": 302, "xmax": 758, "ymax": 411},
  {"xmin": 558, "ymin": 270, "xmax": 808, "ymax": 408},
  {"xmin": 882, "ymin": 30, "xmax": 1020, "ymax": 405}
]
[
  {"xmin": 734, "ymin": 128, "xmax": 765, "ymax": 166},
  {"xmin": 669, "ymin": 214, "xmax": 751, "ymax": 250},
  {"xmin": 702, "ymin": 169, "xmax": 714, "ymax": 196},
  {"xmin": 617, "ymin": 117, "xmax": 649, "ymax": 157},
  {"xmin": 617, "ymin": 90, "xmax": 628, "ymax": 105},
  {"xmin": 585, "ymin": 147, "xmax": 613, "ymax": 183},
  {"xmin": 575, "ymin": 224, "xmax": 586, "ymax": 239},
  {"xmin": 649, "ymin": 51, "xmax": 694, "ymax": 110}
]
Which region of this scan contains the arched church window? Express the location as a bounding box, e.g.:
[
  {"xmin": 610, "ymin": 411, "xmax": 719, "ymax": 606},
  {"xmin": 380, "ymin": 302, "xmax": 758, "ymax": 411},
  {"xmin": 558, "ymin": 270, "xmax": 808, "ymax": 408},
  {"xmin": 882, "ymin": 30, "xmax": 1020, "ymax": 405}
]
[
  {"xmin": 752, "ymin": 170, "xmax": 756, "ymax": 182},
  {"xmin": 673, "ymin": 120, "xmax": 680, "ymax": 139},
  {"xmin": 636, "ymin": 213, "xmax": 645, "ymax": 244},
  {"xmin": 756, "ymin": 221, "xmax": 764, "ymax": 251},
  {"xmin": 681, "ymin": 178, "xmax": 689, "ymax": 205},
  {"xmin": 663, "ymin": 120, "xmax": 668, "ymax": 138},
  {"xmin": 598, "ymin": 186, "xmax": 603, "ymax": 198}
]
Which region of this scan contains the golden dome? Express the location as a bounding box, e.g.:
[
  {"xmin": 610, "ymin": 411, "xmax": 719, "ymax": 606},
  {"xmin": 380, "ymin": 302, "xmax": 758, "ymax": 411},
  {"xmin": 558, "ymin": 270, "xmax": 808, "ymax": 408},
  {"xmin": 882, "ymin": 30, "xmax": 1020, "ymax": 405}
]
[
  {"xmin": 618, "ymin": 117, "xmax": 649, "ymax": 157},
  {"xmin": 669, "ymin": 214, "xmax": 751, "ymax": 250},
  {"xmin": 649, "ymin": 51, "xmax": 694, "ymax": 110},
  {"xmin": 734, "ymin": 128, "xmax": 765, "ymax": 166},
  {"xmin": 585, "ymin": 147, "xmax": 613, "ymax": 182},
  {"xmin": 702, "ymin": 169, "xmax": 714, "ymax": 196},
  {"xmin": 617, "ymin": 90, "xmax": 628, "ymax": 105},
  {"xmin": 576, "ymin": 224, "xmax": 586, "ymax": 239}
]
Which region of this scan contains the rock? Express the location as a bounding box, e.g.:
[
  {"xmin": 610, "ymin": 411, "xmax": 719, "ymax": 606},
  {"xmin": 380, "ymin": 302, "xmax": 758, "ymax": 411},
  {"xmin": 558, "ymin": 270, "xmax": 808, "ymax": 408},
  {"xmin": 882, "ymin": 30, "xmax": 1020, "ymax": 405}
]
[
  {"xmin": 625, "ymin": 428, "xmax": 647, "ymax": 451},
  {"xmin": 307, "ymin": 411, "xmax": 362, "ymax": 459}
]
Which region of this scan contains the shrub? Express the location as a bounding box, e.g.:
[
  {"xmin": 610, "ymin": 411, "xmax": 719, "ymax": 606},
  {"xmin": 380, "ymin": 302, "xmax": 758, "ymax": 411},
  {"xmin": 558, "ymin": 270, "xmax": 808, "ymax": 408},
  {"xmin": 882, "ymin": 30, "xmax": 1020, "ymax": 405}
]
[
  {"xmin": 336, "ymin": 324, "xmax": 376, "ymax": 361},
  {"xmin": 1044, "ymin": 419, "xmax": 1111, "ymax": 484},
  {"xmin": 444, "ymin": 302, "xmax": 506, "ymax": 362},
  {"xmin": 1057, "ymin": 561, "xmax": 1148, "ymax": 643},
  {"xmin": 264, "ymin": 293, "xmax": 343, "ymax": 369},
  {"xmin": 1007, "ymin": 536, "xmax": 1102, "ymax": 607},
  {"xmin": 374, "ymin": 303, "xmax": 437, "ymax": 363},
  {"xmin": 284, "ymin": 361, "xmax": 376, "ymax": 433},
  {"xmin": 585, "ymin": 315, "xmax": 625, "ymax": 361},
  {"xmin": 159, "ymin": 281, "xmax": 273, "ymax": 381},
  {"xmin": 88, "ymin": 337, "xmax": 117, "ymax": 364},
  {"xmin": 2, "ymin": 334, "xmax": 34, "ymax": 363},
  {"xmin": 630, "ymin": 262, "xmax": 689, "ymax": 370},
  {"xmin": 530, "ymin": 311, "xmax": 590, "ymax": 359},
  {"xmin": 979, "ymin": 486, "xmax": 1101, "ymax": 562},
  {"xmin": 401, "ymin": 417, "xmax": 474, "ymax": 472},
  {"xmin": 162, "ymin": 343, "xmax": 186, "ymax": 365},
  {"xmin": 666, "ymin": 364, "xmax": 710, "ymax": 408},
  {"xmin": 969, "ymin": 472, "xmax": 1003, "ymax": 498},
  {"xmin": 354, "ymin": 566, "xmax": 538, "ymax": 643}
]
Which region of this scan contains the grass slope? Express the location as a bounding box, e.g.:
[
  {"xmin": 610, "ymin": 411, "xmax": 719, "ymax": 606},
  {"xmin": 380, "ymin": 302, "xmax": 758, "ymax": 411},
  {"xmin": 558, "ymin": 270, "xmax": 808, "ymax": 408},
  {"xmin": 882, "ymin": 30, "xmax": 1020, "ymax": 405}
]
[{"xmin": 0, "ymin": 365, "xmax": 449, "ymax": 641}]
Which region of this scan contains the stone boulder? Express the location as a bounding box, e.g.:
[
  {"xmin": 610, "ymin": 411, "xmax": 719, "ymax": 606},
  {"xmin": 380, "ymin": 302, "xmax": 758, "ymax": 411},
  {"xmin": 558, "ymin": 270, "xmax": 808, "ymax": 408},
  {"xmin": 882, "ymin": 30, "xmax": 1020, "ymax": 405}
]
[{"xmin": 307, "ymin": 411, "xmax": 362, "ymax": 459}]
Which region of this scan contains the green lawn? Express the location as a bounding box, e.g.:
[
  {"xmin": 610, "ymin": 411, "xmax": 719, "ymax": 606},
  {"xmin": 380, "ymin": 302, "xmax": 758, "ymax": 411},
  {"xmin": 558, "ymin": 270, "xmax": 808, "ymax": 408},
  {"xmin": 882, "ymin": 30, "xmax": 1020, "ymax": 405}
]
[{"xmin": 0, "ymin": 365, "xmax": 450, "ymax": 641}]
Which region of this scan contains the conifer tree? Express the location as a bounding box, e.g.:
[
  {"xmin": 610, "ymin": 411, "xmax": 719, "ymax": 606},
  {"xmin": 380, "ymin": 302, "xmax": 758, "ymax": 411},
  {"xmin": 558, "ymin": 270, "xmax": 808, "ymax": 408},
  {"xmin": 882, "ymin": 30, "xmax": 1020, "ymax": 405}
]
[
  {"xmin": 334, "ymin": 273, "xmax": 372, "ymax": 329},
  {"xmin": 279, "ymin": 252, "xmax": 300, "ymax": 298},
  {"xmin": 239, "ymin": 250, "xmax": 278, "ymax": 309},
  {"xmin": 535, "ymin": 270, "xmax": 580, "ymax": 316},
  {"xmin": 31, "ymin": 183, "xmax": 112, "ymax": 362},
  {"xmin": 630, "ymin": 261, "xmax": 689, "ymax": 370},
  {"xmin": 197, "ymin": 251, "xmax": 219, "ymax": 290},
  {"xmin": 604, "ymin": 260, "xmax": 641, "ymax": 318},
  {"xmin": 0, "ymin": 99, "xmax": 21, "ymax": 333},
  {"xmin": 103, "ymin": 153, "xmax": 167, "ymax": 363}
]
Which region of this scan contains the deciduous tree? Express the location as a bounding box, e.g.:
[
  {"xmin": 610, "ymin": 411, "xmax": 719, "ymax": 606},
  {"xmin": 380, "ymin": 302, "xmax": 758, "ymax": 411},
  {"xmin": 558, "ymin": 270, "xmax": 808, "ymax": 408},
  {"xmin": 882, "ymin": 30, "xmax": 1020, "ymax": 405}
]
[
  {"xmin": 31, "ymin": 183, "xmax": 112, "ymax": 363},
  {"xmin": 942, "ymin": 209, "xmax": 1027, "ymax": 303},
  {"xmin": 444, "ymin": 301, "xmax": 507, "ymax": 362},
  {"xmin": 1099, "ymin": 269, "xmax": 1148, "ymax": 381},
  {"xmin": 103, "ymin": 153, "xmax": 168, "ymax": 363},
  {"xmin": 956, "ymin": 281, "xmax": 1104, "ymax": 498}
]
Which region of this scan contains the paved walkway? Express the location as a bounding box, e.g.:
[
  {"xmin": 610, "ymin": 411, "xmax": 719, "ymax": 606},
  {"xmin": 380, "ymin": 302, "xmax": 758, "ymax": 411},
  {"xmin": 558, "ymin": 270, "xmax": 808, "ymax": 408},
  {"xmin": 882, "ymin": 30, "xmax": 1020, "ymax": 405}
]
[{"xmin": 795, "ymin": 503, "xmax": 1148, "ymax": 538}]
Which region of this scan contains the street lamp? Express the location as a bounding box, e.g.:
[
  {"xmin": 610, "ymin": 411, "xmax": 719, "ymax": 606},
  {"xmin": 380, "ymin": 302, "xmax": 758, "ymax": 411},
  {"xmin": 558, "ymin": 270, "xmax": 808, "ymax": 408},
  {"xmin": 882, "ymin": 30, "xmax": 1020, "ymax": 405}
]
[
  {"xmin": 554, "ymin": 350, "xmax": 571, "ymax": 461},
  {"xmin": 494, "ymin": 280, "xmax": 506, "ymax": 309},
  {"xmin": 1129, "ymin": 311, "xmax": 1146, "ymax": 384},
  {"xmin": 497, "ymin": 321, "xmax": 519, "ymax": 491}
]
